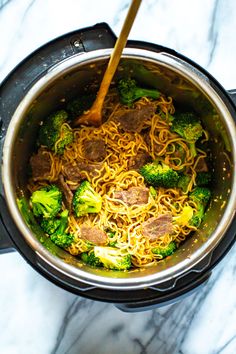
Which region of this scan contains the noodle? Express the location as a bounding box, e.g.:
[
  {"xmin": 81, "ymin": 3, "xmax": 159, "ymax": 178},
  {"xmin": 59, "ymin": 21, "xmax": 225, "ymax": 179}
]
[{"xmin": 28, "ymin": 92, "xmax": 209, "ymax": 268}]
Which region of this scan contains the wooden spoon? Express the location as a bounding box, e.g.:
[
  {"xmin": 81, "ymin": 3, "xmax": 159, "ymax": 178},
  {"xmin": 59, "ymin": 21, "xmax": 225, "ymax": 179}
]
[{"xmin": 73, "ymin": 0, "xmax": 142, "ymax": 127}]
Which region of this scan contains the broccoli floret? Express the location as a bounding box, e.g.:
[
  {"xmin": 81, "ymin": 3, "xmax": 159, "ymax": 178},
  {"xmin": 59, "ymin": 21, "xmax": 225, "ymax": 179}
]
[
  {"xmin": 17, "ymin": 197, "xmax": 37, "ymax": 227},
  {"xmin": 159, "ymin": 111, "xmax": 175, "ymax": 122},
  {"xmin": 50, "ymin": 210, "xmax": 74, "ymax": 248},
  {"xmin": 94, "ymin": 246, "xmax": 132, "ymax": 270},
  {"xmin": 149, "ymin": 186, "xmax": 157, "ymax": 198},
  {"xmin": 152, "ymin": 241, "xmax": 176, "ymax": 258},
  {"xmin": 67, "ymin": 94, "xmax": 96, "ymax": 118},
  {"xmin": 50, "ymin": 231, "xmax": 74, "ymax": 248},
  {"xmin": 190, "ymin": 213, "xmax": 203, "ymax": 228},
  {"xmin": 40, "ymin": 218, "xmax": 60, "ymax": 235},
  {"xmin": 30, "ymin": 185, "xmax": 62, "ymax": 219},
  {"xmin": 140, "ymin": 160, "xmax": 180, "ymax": 188},
  {"xmin": 106, "ymin": 231, "xmax": 118, "ymax": 247},
  {"xmin": 189, "ymin": 187, "xmax": 211, "ymax": 206},
  {"xmin": 171, "ymin": 112, "xmax": 203, "ymax": 157},
  {"xmin": 196, "ymin": 171, "xmax": 212, "ymax": 186},
  {"xmin": 189, "ymin": 187, "xmax": 211, "ymax": 227},
  {"xmin": 55, "ymin": 124, "xmax": 73, "ymax": 154},
  {"xmin": 38, "ymin": 110, "xmax": 73, "ymax": 154},
  {"xmin": 178, "ymin": 174, "xmax": 191, "ymax": 193},
  {"xmin": 73, "ymin": 180, "xmax": 102, "ymax": 217},
  {"xmin": 118, "ymin": 78, "xmax": 160, "ymax": 106},
  {"xmin": 81, "ymin": 251, "xmax": 103, "ymax": 267},
  {"xmin": 173, "ymin": 144, "xmax": 186, "ymax": 162},
  {"xmin": 173, "ymin": 205, "xmax": 194, "ymax": 226}
]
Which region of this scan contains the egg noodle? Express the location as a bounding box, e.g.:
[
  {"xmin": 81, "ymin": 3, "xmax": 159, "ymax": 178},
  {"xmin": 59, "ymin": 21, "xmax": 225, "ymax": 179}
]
[{"xmin": 28, "ymin": 91, "xmax": 208, "ymax": 268}]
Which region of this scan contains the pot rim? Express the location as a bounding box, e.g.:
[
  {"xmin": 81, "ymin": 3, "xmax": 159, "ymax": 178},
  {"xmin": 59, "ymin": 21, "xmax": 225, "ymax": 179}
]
[{"xmin": 2, "ymin": 47, "xmax": 236, "ymax": 290}]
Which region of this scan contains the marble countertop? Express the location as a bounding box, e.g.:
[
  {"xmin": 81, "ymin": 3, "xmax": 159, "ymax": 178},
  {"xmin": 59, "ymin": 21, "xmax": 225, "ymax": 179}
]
[{"xmin": 1, "ymin": 0, "xmax": 236, "ymax": 353}]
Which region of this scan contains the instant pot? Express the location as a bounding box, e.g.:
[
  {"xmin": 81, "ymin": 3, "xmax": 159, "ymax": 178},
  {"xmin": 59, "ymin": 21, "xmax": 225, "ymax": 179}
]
[{"xmin": 0, "ymin": 23, "xmax": 236, "ymax": 312}]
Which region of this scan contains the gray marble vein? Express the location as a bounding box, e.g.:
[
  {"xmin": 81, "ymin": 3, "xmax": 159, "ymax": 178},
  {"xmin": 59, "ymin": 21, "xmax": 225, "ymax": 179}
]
[
  {"xmin": 0, "ymin": 0, "xmax": 11, "ymax": 10},
  {"xmin": 207, "ymin": 0, "xmax": 220, "ymax": 66}
]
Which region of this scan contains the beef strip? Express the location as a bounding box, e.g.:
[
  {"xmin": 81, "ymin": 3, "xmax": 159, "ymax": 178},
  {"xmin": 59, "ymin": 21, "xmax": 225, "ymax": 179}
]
[
  {"xmin": 57, "ymin": 174, "xmax": 73, "ymax": 210},
  {"xmin": 83, "ymin": 138, "xmax": 106, "ymax": 161},
  {"xmin": 77, "ymin": 161, "xmax": 105, "ymax": 179},
  {"xmin": 63, "ymin": 161, "xmax": 104, "ymax": 181},
  {"xmin": 128, "ymin": 151, "xmax": 151, "ymax": 171},
  {"xmin": 142, "ymin": 214, "xmax": 173, "ymax": 241},
  {"xmin": 63, "ymin": 163, "xmax": 83, "ymax": 183},
  {"xmin": 80, "ymin": 225, "xmax": 107, "ymax": 245},
  {"xmin": 30, "ymin": 148, "xmax": 51, "ymax": 180},
  {"xmin": 114, "ymin": 103, "xmax": 156, "ymax": 133},
  {"xmin": 113, "ymin": 186, "xmax": 149, "ymax": 206}
]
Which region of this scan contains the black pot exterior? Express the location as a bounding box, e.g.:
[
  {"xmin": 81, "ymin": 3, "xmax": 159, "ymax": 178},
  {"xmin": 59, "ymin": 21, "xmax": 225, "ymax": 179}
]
[{"xmin": 0, "ymin": 23, "xmax": 236, "ymax": 311}]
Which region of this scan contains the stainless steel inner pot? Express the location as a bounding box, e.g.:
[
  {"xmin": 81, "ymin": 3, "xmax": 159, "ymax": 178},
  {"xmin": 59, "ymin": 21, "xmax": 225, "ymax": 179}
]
[{"xmin": 2, "ymin": 48, "xmax": 236, "ymax": 290}]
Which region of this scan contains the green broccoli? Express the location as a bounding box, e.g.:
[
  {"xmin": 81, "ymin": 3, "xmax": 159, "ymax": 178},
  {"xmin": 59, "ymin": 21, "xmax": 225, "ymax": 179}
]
[
  {"xmin": 178, "ymin": 174, "xmax": 191, "ymax": 193},
  {"xmin": 171, "ymin": 112, "xmax": 203, "ymax": 157},
  {"xmin": 67, "ymin": 94, "xmax": 96, "ymax": 118},
  {"xmin": 73, "ymin": 180, "xmax": 102, "ymax": 218},
  {"xmin": 196, "ymin": 171, "xmax": 212, "ymax": 186},
  {"xmin": 38, "ymin": 110, "xmax": 73, "ymax": 154},
  {"xmin": 173, "ymin": 205, "xmax": 194, "ymax": 226},
  {"xmin": 81, "ymin": 251, "xmax": 103, "ymax": 267},
  {"xmin": 152, "ymin": 241, "xmax": 176, "ymax": 258},
  {"xmin": 189, "ymin": 187, "xmax": 211, "ymax": 206},
  {"xmin": 190, "ymin": 213, "xmax": 203, "ymax": 228},
  {"xmin": 30, "ymin": 185, "xmax": 62, "ymax": 219},
  {"xmin": 118, "ymin": 78, "xmax": 160, "ymax": 106},
  {"xmin": 189, "ymin": 187, "xmax": 211, "ymax": 227},
  {"xmin": 140, "ymin": 160, "xmax": 180, "ymax": 188},
  {"xmin": 173, "ymin": 144, "xmax": 186, "ymax": 162},
  {"xmin": 149, "ymin": 186, "xmax": 157, "ymax": 198},
  {"xmin": 107, "ymin": 231, "xmax": 117, "ymax": 247},
  {"xmin": 50, "ymin": 209, "xmax": 74, "ymax": 248},
  {"xmin": 40, "ymin": 218, "xmax": 60, "ymax": 235},
  {"xmin": 17, "ymin": 197, "xmax": 48, "ymax": 237},
  {"xmin": 17, "ymin": 197, "xmax": 37, "ymax": 227},
  {"xmin": 94, "ymin": 246, "xmax": 132, "ymax": 270}
]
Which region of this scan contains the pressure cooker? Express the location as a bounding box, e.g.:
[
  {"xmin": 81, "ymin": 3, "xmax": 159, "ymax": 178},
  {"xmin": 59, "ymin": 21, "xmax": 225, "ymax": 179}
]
[{"xmin": 0, "ymin": 23, "xmax": 236, "ymax": 312}]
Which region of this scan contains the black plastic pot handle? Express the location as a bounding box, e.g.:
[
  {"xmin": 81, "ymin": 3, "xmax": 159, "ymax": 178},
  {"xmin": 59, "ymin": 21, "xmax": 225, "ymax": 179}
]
[
  {"xmin": 228, "ymin": 89, "xmax": 236, "ymax": 106},
  {"xmin": 0, "ymin": 127, "xmax": 14, "ymax": 253},
  {"xmin": 0, "ymin": 197, "xmax": 15, "ymax": 253},
  {"xmin": 115, "ymin": 271, "xmax": 211, "ymax": 312},
  {"xmin": 68, "ymin": 22, "xmax": 117, "ymax": 53},
  {"xmin": 0, "ymin": 23, "xmax": 117, "ymax": 136},
  {"xmin": 0, "ymin": 217, "xmax": 14, "ymax": 254}
]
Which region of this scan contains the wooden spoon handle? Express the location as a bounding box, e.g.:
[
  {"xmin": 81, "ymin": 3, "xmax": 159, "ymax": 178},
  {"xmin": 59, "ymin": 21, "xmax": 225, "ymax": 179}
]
[
  {"xmin": 95, "ymin": 0, "xmax": 142, "ymax": 108},
  {"xmin": 74, "ymin": 0, "xmax": 142, "ymax": 127}
]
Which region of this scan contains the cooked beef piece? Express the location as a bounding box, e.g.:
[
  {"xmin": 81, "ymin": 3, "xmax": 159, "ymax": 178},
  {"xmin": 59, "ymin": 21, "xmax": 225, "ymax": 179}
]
[
  {"xmin": 30, "ymin": 148, "xmax": 51, "ymax": 180},
  {"xmin": 77, "ymin": 161, "xmax": 105, "ymax": 179},
  {"xmin": 114, "ymin": 103, "xmax": 156, "ymax": 133},
  {"xmin": 57, "ymin": 174, "xmax": 73, "ymax": 210},
  {"xmin": 63, "ymin": 163, "xmax": 83, "ymax": 183},
  {"xmin": 83, "ymin": 139, "xmax": 106, "ymax": 161},
  {"xmin": 143, "ymin": 131, "xmax": 152, "ymax": 147},
  {"xmin": 80, "ymin": 225, "xmax": 107, "ymax": 245},
  {"xmin": 195, "ymin": 157, "xmax": 208, "ymax": 172},
  {"xmin": 142, "ymin": 214, "xmax": 173, "ymax": 241},
  {"xmin": 62, "ymin": 161, "xmax": 104, "ymax": 185},
  {"xmin": 113, "ymin": 186, "xmax": 149, "ymax": 206},
  {"xmin": 128, "ymin": 151, "xmax": 151, "ymax": 171}
]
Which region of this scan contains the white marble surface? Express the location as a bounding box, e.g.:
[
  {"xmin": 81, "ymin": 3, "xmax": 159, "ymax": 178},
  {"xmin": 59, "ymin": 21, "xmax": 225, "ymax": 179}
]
[{"xmin": 1, "ymin": 0, "xmax": 236, "ymax": 353}]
